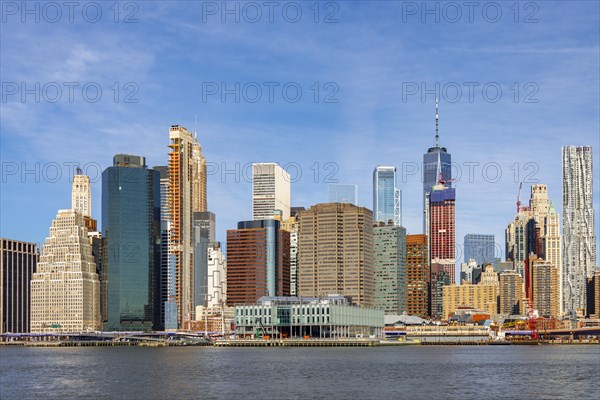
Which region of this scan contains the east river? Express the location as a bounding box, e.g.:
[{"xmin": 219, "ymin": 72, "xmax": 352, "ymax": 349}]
[{"xmin": 1, "ymin": 345, "xmax": 599, "ymax": 399}]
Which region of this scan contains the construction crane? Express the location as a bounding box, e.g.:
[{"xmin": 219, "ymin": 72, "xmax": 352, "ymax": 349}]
[{"xmin": 516, "ymin": 182, "xmax": 523, "ymax": 213}]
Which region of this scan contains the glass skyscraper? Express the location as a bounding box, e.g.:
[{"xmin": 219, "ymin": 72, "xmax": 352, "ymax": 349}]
[
  {"xmin": 423, "ymin": 100, "xmax": 451, "ymax": 231},
  {"xmin": 102, "ymin": 154, "xmax": 161, "ymax": 331},
  {"xmin": 328, "ymin": 184, "xmax": 358, "ymax": 205},
  {"xmin": 464, "ymin": 234, "xmax": 496, "ymax": 266},
  {"xmin": 373, "ymin": 166, "xmax": 400, "ymax": 225}
]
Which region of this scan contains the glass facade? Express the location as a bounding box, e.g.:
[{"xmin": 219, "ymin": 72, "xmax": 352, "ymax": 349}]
[
  {"xmin": 423, "ymin": 148, "xmax": 451, "ymax": 230},
  {"xmin": 464, "ymin": 234, "xmax": 495, "ymax": 266},
  {"xmin": 373, "ymin": 166, "xmax": 400, "ymax": 225},
  {"xmin": 102, "ymin": 156, "xmax": 161, "ymax": 331},
  {"xmin": 328, "ymin": 184, "xmax": 358, "ymax": 205}
]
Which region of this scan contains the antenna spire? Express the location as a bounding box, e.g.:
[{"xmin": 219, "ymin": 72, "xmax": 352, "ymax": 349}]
[{"xmin": 435, "ymin": 97, "xmax": 439, "ymax": 147}]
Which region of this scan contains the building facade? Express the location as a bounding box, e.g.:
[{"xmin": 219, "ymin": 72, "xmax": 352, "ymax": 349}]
[
  {"xmin": 373, "ymin": 166, "xmax": 401, "ymax": 226},
  {"xmin": 427, "ymin": 184, "xmax": 456, "ymax": 284},
  {"xmin": 226, "ymin": 220, "xmax": 290, "ymax": 306},
  {"xmin": 562, "ymin": 146, "xmax": 596, "ymax": 315},
  {"xmin": 406, "ymin": 234, "xmax": 429, "ymax": 318},
  {"xmin": 31, "ymin": 210, "xmax": 101, "ymax": 332},
  {"xmin": 373, "ymin": 223, "xmax": 407, "ymax": 315},
  {"xmin": 234, "ymin": 296, "xmax": 384, "ymax": 339},
  {"xmin": 464, "ymin": 234, "xmax": 495, "ymax": 266},
  {"xmin": 442, "ymin": 282, "xmax": 498, "ymax": 319},
  {"xmin": 193, "ymin": 211, "xmax": 216, "ymax": 310},
  {"xmin": 499, "ymin": 270, "xmax": 524, "ymax": 315},
  {"xmin": 530, "ymin": 259, "xmax": 560, "ymax": 318},
  {"xmin": 328, "ymin": 184, "xmax": 358, "ymax": 205},
  {"xmin": 252, "ymin": 163, "xmax": 290, "ymax": 220},
  {"xmin": 102, "ymin": 155, "xmax": 161, "ymax": 331},
  {"xmin": 0, "ymin": 239, "xmax": 38, "ymax": 333},
  {"xmin": 586, "ymin": 270, "xmax": 600, "ymax": 319},
  {"xmin": 297, "ymin": 203, "xmax": 374, "ymax": 307},
  {"xmin": 168, "ymin": 125, "xmax": 207, "ymax": 327}
]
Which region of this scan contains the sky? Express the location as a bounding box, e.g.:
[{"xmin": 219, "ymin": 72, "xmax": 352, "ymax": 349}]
[{"xmin": 1, "ymin": 1, "xmax": 599, "ymax": 265}]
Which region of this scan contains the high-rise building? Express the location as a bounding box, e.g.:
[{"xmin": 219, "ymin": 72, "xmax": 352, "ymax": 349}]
[
  {"xmin": 297, "ymin": 203, "xmax": 374, "ymax": 307},
  {"xmin": 31, "ymin": 209, "xmax": 101, "ymax": 332},
  {"xmin": 205, "ymin": 242, "xmax": 226, "ymax": 308},
  {"xmin": 373, "ymin": 166, "xmax": 401, "ymax": 226},
  {"xmin": 168, "ymin": 125, "xmax": 207, "ymax": 327},
  {"xmin": 406, "ymin": 234, "xmax": 429, "ymax": 318},
  {"xmin": 328, "ymin": 184, "xmax": 358, "ymax": 205},
  {"xmin": 280, "ymin": 209, "xmax": 303, "ymax": 296},
  {"xmin": 153, "ymin": 165, "xmax": 172, "ymax": 329},
  {"xmin": 463, "ymin": 234, "xmax": 495, "ymax": 266},
  {"xmin": 1, "ymin": 239, "xmax": 38, "ymax": 333},
  {"xmin": 586, "ymin": 270, "xmax": 600, "ymax": 319},
  {"xmin": 252, "ymin": 163, "xmax": 290, "ymax": 220},
  {"xmin": 499, "ymin": 270, "xmax": 524, "ymax": 315},
  {"xmin": 427, "ymin": 183, "xmax": 456, "ymax": 284},
  {"xmin": 423, "ymin": 99, "xmax": 452, "ymax": 231},
  {"xmin": 529, "ymin": 258, "xmax": 560, "ymax": 318},
  {"xmin": 72, "ymin": 169, "xmax": 91, "ymax": 217},
  {"xmin": 88, "ymin": 231, "xmax": 107, "ymax": 326},
  {"xmin": 562, "ymin": 146, "xmax": 596, "ymax": 315},
  {"xmin": 373, "ymin": 222, "xmax": 407, "ymax": 314},
  {"xmin": 460, "ymin": 259, "xmax": 479, "ymax": 284},
  {"xmin": 226, "ymin": 220, "xmax": 290, "ymax": 306},
  {"xmin": 193, "ymin": 211, "xmax": 216, "ymax": 310},
  {"xmin": 430, "ymin": 262, "xmax": 451, "ymax": 319},
  {"xmin": 102, "ymin": 154, "xmax": 161, "ymax": 331},
  {"xmin": 480, "ymin": 265, "xmax": 499, "ymax": 287}
]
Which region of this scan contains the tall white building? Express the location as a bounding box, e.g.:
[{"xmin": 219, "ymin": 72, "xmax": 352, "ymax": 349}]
[
  {"xmin": 30, "ymin": 209, "xmax": 101, "ymax": 333},
  {"xmin": 206, "ymin": 242, "xmax": 226, "ymax": 308},
  {"xmin": 71, "ymin": 170, "xmax": 91, "ymax": 217},
  {"xmin": 252, "ymin": 163, "xmax": 290, "ymax": 220},
  {"xmin": 562, "ymin": 146, "xmax": 596, "ymax": 314}
]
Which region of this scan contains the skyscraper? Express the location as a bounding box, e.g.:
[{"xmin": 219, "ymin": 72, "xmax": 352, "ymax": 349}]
[
  {"xmin": 72, "ymin": 170, "xmax": 91, "ymax": 217},
  {"xmin": 423, "ymin": 99, "xmax": 452, "ymax": 231},
  {"xmin": 373, "ymin": 166, "xmax": 401, "ymax": 226},
  {"xmin": 102, "ymin": 154, "xmax": 161, "ymax": 331},
  {"xmin": 427, "ymin": 183, "xmax": 456, "ymax": 284},
  {"xmin": 529, "ymin": 258, "xmax": 560, "ymax": 318},
  {"xmin": 499, "ymin": 270, "xmax": 524, "ymax": 315},
  {"xmin": 297, "ymin": 203, "xmax": 374, "ymax": 307},
  {"xmin": 464, "ymin": 234, "xmax": 495, "ymax": 266},
  {"xmin": 562, "ymin": 146, "xmax": 596, "ymax": 314},
  {"xmin": 1, "ymin": 238, "xmax": 38, "ymax": 333},
  {"xmin": 280, "ymin": 208, "xmax": 303, "ymax": 296},
  {"xmin": 373, "ymin": 222, "xmax": 407, "ymax": 314},
  {"xmin": 406, "ymin": 234, "xmax": 429, "ymax": 318},
  {"xmin": 226, "ymin": 220, "xmax": 290, "ymax": 306},
  {"xmin": 31, "ymin": 209, "xmax": 101, "ymax": 333},
  {"xmin": 252, "ymin": 163, "xmax": 291, "ymax": 220},
  {"xmin": 153, "ymin": 165, "xmax": 172, "ymax": 329},
  {"xmin": 168, "ymin": 125, "xmax": 207, "ymax": 327},
  {"xmin": 193, "ymin": 211, "xmax": 216, "ymax": 309},
  {"xmin": 328, "ymin": 184, "xmax": 358, "ymax": 205}
]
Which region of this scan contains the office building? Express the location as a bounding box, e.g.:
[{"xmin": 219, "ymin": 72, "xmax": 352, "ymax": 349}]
[
  {"xmin": 154, "ymin": 165, "xmax": 173, "ymax": 329},
  {"xmin": 442, "ymin": 280, "xmax": 498, "ymax": 319},
  {"xmin": 329, "ymin": 184, "xmax": 358, "ymax": 205},
  {"xmin": 234, "ymin": 295, "xmax": 384, "ymax": 339},
  {"xmin": 430, "ymin": 263, "xmax": 451, "ymax": 320},
  {"xmin": 193, "ymin": 211, "xmax": 216, "ymax": 310},
  {"xmin": 0, "ymin": 239, "xmax": 38, "ymax": 333},
  {"xmin": 102, "ymin": 154, "xmax": 161, "ymax": 331},
  {"xmin": 226, "ymin": 220, "xmax": 290, "ymax": 306},
  {"xmin": 373, "ymin": 222, "xmax": 407, "ymax": 315},
  {"xmin": 30, "ymin": 209, "xmax": 101, "ymax": 332},
  {"xmin": 460, "ymin": 259, "xmax": 481, "ymax": 284},
  {"xmin": 373, "ymin": 166, "xmax": 401, "ymax": 226},
  {"xmin": 406, "ymin": 234, "xmax": 429, "ymax": 318},
  {"xmin": 168, "ymin": 125, "xmax": 207, "ymax": 327},
  {"xmin": 464, "ymin": 234, "xmax": 495, "ymax": 266},
  {"xmin": 297, "ymin": 203, "xmax": 374, "ymax": 307},
  {"xmin": 427, "ymin": 183, "xmax": 456, "ymax": 284},
  {"xmin": 72, "ymin": 170, "xmax": 91, "ymax": 217},
  {"xmin": 423, "ymin": 99, "xmax": 452, "ymax": 231},
  {"xmin": 586, "ymin": 270, "xmax": 600, "ymax": 319},
  {"xmin": 252, "ymin": 163, "xmax": 290, "ymax": 220},
  {"xmin": 562, "ymin": 146, "xmax": 596, "ymax": 314},
  {"xmin": 280, "ymin": 209, "xmax": 302, "ymax": 296},
  {"xmin": 88, "ymin": 232, "xmax": 107, "ymax": 326}
]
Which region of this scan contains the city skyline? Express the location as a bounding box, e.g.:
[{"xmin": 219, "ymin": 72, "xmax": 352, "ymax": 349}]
[{"xmin": 1, "ymin": 2, "xmax": 598, "ymax": 257}]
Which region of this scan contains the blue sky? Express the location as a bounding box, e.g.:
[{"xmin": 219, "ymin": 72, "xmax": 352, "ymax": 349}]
[{"xmin": 1, "ymin": 1, "xmax": 599, "ymax": 264}]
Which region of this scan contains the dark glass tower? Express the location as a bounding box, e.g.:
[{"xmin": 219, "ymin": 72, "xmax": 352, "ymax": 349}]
[
  {"xmin": 423, "ymin": 100, "xmax": 452, "ymax": 231},
  {"xmin": 102, "ymin": 154, "xmax": 161, "ymax": 331}
]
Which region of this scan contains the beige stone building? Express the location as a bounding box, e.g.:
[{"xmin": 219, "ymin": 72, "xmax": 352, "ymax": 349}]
[
  {"xmin": 297, "ymin": 203, "xmax": 374, "ymax": 307},
  {"xmin": 499, "ymin": 270, "xmax": 524, "ymax": 315},
  {"xmin": 442, "ymin": 282, "xmax": 498, "ymax": 319},
  {"xmin": 30, "ymin": 209, "xmax": 101, "ymax": 332}
]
